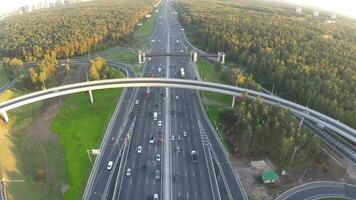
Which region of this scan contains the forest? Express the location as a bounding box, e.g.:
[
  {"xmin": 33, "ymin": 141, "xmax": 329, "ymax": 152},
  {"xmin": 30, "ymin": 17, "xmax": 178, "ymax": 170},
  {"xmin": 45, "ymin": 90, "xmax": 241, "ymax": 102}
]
[
  {"xmin": 0, "ymin": 0, "xmax": 156, "ymax": 62},
  {"xmin": 176, "ymin": 0, "xmax": 356, "ymax": 129},
  {"xmin": 221, "ymin": 92, "xmax": 320, "ymax": 168},
  {"xmin": 0, "ymin": 0, "xmax": 157, "ymax": 86}
]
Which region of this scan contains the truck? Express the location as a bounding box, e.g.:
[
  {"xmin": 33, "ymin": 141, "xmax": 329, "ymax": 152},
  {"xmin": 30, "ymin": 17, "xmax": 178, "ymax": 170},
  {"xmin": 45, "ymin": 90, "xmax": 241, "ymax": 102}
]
[
  {"xmin": 145, "ymin": 87, "xmax": 151, "ymax": 99},
  {"xmin": 180, "ymin": 68, "xmax": 185, "ymax": 78}
]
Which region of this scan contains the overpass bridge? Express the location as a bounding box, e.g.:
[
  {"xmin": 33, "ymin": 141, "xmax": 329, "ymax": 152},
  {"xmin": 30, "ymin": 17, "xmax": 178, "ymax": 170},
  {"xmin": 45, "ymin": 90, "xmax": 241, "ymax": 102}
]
[{"xmin": 0, "ymin": 78, "xmax": 355, "ymax": 144}]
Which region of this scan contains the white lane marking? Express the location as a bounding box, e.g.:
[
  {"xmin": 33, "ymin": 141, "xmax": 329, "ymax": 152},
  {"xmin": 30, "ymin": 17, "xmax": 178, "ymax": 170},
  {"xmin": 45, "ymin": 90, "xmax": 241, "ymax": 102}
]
[
  {"xmin": 146, "ymin": 177, "xmax": 148, "ymax": 185},
  {"xmin": 129, "ymin": 178, "xmax": 132, "ymax": 185}
]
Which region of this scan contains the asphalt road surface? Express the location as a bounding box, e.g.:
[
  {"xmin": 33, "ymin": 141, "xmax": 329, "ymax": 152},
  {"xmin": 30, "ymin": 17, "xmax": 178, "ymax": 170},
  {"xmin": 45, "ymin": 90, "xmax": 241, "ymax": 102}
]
[
  {"xmin": 117, "ymin": 0, "xmax": 247, "ymax": 199},
  {"xmin": 276, "ymin": 181, "xmax": 356, "ymax": 200}
]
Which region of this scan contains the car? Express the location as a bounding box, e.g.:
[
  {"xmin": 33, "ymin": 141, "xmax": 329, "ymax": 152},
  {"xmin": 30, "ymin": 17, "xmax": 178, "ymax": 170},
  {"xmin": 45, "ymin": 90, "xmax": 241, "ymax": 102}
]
[
  {"xmin": 135, "ymin": 99, "xmax": 139, "ymax": 105},
  {"xmin": 142, "ymin": 164, "xmax": 147, "ymax": 171},
  {"xmin": 175, "ymin": 95, "xmax": 179, "ymax": 101},
  {"xmin": 183, "ymin": 131, "xmax": 187, "ymax": 137},
  {"xmin": 156, "ymin": 154, "xmax": 161, "ymax": 162},
  {"xmin": 191, "ymin": 150, "xmax": 197, "ymax": 163},
  {"xmin": 316, "ymin": 123, "xmax": 325, "ymax": 129},
  {"xmin": 171, "ymin": 135, "xmax": 175, "ymax": 141},
  {"xmin": 181, "ymin": 28, "xmax": 185, "ymax": 31},
  {"xmin": 126, "ymin": 168, "xmax": 131, "ymax": 176},
  {"xmin": 154, "ymin": 193, "xmax": 159, "ymax": 200},
  {"xmin": 155, "ymin": 170, "xmax": 160, "ymax": 180},
  {"xmin": 180, "ymin": 49, "xmax": 183, "ymax": 53},
  {"xmin": 302, "ymin": 110, "xmax": 310, "ymax": 115},
  {"xmin": 158, "ymin": 120, "xmax": 162, "ymax": 127},
  {"xmin": 176, "ymin": 146, "xmax": 180, "ymax": 153},
  {"xmin": 177, "ymin": 135, "xmax": 181, "ymax": 141},
  {"xmin": 149, "ymin": 136, "xmax": 155, "ymax": 144},
  {"xmin": 107, "ymin": 161, "xmax": 113, "ymax": 170},
  {"xmin": 137, "ymin": 146, "xmax": 142, "ymax": 153}
]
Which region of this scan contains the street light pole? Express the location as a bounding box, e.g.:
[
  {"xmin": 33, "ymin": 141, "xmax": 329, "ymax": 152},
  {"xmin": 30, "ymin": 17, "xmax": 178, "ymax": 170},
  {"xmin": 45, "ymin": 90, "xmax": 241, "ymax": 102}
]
[{"xmin": 306, "ymin": 93, "xmax": 312, "ymax": 108}]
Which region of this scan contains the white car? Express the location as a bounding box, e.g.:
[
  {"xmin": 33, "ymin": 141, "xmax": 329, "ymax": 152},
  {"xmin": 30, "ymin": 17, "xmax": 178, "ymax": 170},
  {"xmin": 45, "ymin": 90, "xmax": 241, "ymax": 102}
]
[
  {"xmin": 181, "ymin": 28, "xmax": 184, "ymax": 31},
  {"xmin": 149, "ymin": 136, "xmax": 155, "ymax": 144},
  {"xmin": 107, "ymin": 161, "xmax": 113, "ymax": 170},
  {"xmin": 171, "ymin": 135, "xmax": 175, "ymax": 141},
  {"xmin": 137, "ymin": 146, "xmax": 142, "ymax": 153},
  {"xmin": 154, "ymin": 193, "xmax": 159, "ymax": 200},
  {"xmin": 180, "ymin": 50, "xmax": 184, "ymax": 53},
  {"xmin": 126, "ymin": 168, "xmax": 131, "ymax": 176},
  {"xmin": 158, "ymin": 120, "xmax": 162, "ymax": 127},
  {"xmin": 135, "ymin": 99, "xmax": 139, "ymax": 105},
  {"xmin": 183, "ymin": 131, "xmax": 187, "ymax": 137},
  {"xmin": 156, "ymin": 154, "xmax": 161, "ymax": 162}
]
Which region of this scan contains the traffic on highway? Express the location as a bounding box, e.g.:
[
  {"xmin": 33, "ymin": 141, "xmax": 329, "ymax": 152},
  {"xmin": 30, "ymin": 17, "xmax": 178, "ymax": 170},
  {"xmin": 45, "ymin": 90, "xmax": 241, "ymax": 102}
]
[{"xmin": 0, "ymin": 0, "xmax": 355, "ymax": 200}]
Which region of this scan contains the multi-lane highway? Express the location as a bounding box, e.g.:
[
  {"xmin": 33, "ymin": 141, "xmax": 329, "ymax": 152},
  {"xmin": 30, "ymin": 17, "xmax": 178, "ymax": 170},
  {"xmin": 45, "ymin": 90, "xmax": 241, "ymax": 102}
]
[{"xmin": 0, "ymin": 0, "xmax": 356, "ymax": 199}]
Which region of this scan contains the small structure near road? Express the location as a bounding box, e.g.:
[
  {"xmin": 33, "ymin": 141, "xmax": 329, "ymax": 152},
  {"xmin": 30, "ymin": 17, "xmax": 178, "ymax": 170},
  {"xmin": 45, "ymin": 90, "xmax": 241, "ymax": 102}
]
[{"xmin": 261, "ymin": 170, "xmax": 279, "ymax": 184}]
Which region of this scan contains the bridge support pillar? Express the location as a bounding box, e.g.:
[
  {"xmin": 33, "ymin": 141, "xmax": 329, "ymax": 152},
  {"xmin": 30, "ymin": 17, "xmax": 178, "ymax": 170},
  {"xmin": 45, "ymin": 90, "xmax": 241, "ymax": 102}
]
[
  {"xmin": 138, "ymin": 50, "xmax": 146, "ymax": 64},
  {"xmin": 88, "ymin": 90, "xmax": 94, "ymax": 104},
  {"xmin": 299, "ymin": 118, "xmax": 304, "ymax": 128},
  {"xmin": 1, "ymin": 111, "xmax": 9, "ymax": 123},
  {"xmin": 231, "ymin": 96, "xmax": 236, "ymax": 108}
]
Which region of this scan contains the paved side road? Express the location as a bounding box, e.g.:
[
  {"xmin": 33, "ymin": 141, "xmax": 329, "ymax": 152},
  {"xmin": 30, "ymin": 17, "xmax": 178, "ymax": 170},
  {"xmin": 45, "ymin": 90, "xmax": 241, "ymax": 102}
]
[
  {"xmin": 275, "ymin": 181, "xmax": 356, "ymax": 200},
  {"xmin": 0, "ymin": 182, "xmax": 5, "ymax": 200}
]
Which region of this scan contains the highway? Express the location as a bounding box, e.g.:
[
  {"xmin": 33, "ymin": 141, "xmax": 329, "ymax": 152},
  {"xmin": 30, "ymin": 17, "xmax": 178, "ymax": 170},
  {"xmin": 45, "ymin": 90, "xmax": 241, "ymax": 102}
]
[
  {"xmin": 276, "ymin": 181, "xmax": 356, "ymax": 200},
  {"xmin": 117, "ymin": 1, "xmax": 218, "ymax": 199},
  {"xmin": 82, "ymin": 61, "xmax": 139, "ymax": 199},
  {"xmin": 0, "ymin": 0, "xmax": 356, "ymax": 199}
]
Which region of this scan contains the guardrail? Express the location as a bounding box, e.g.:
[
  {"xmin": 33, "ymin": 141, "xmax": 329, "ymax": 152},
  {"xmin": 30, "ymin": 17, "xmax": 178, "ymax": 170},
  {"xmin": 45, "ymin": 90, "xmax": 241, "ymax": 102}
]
[{"xmin": 1, "ymin": 78, "xmax": 355, "ymax": 144}]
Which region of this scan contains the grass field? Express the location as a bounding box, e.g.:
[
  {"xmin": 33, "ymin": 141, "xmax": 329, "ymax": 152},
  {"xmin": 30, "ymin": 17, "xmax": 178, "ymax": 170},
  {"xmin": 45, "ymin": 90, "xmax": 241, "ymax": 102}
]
[
  {"xmin": 51, "ymin": 89, "xmax": 122, "ymax": 200},
  {"xmin": 197, "ymin": 58, "xmax": 231, "ymax": 107}
]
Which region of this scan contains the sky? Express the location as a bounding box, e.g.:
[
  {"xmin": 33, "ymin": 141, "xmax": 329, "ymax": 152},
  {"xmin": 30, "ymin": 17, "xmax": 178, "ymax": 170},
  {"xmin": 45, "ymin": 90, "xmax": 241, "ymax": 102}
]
[{"xmin": 0, "ymin": 0, "xmax": 355, "ymax": 18}]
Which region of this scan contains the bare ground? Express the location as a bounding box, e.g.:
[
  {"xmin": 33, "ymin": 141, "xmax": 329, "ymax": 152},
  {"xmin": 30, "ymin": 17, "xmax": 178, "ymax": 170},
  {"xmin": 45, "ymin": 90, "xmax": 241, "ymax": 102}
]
[{"xmin": 230, "ymin": 145, "xmax": 356, "ymax": 200}]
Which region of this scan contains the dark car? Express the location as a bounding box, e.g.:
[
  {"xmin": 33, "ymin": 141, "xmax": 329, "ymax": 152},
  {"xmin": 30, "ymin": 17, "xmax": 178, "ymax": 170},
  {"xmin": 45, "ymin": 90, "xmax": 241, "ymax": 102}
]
[{"xmin": 142, "ymin": 164, "xmax": 147, "ymax": 171}]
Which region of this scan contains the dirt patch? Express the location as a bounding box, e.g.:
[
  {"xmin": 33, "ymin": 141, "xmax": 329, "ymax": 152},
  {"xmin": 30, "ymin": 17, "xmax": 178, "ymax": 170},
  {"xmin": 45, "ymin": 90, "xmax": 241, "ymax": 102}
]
[
  {"xmin": 25, "ymin": 98, "xmax": 64, "ymax": 142},
  {"xmin": 230, "ymin": 146, "xmax": 355, "ymax": 199}
]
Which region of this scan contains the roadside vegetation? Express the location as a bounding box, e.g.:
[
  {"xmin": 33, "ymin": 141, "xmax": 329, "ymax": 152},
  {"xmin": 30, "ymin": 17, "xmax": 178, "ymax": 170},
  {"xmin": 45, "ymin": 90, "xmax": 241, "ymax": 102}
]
[
  {"xmin": 196, "ymin": 56, "xmax": 319, "ymax": 169},
  {"xmin": 176, "ymin": 0, "xmax": 356, "ymax": 129},
  {"xmin": 51, "ymin": 89, "xmax": 122, "ymax": 200}
]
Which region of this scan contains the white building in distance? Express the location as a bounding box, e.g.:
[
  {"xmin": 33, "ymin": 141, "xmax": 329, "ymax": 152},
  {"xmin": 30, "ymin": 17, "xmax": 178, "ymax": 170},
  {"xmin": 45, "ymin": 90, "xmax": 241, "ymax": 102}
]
[{"xmin": 296, "ymin": 7, "xmax": 302, "ymax": 15}]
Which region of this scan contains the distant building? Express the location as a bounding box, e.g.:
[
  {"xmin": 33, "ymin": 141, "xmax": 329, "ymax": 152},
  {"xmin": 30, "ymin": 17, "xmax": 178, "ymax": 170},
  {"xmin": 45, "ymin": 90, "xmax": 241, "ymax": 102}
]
[
  {"xmin": 261, "ymin": 170, "xmax": 279, "ymax": 184},
  {"xmin": 296, "ymin": 7, "xmax": 302, "ymax": 15},
  {"xmin": 313, "ymin": 10, "xmax": 319, "ymax": 17},
  {"xmin": 331, "ymin": 13, "xmax": 337, "ymax": 20}
]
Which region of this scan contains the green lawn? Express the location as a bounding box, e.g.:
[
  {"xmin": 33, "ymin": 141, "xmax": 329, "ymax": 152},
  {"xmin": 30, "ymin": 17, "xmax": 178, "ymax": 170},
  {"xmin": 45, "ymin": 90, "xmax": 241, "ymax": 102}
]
[
  {"xmin": 133, "ymin": 8, "xmax": 159, "ymax": 46},
  {"xmin": 197, "ymin": 58, "xmax": 231, "ymax": 107},
  {"xmin": 206, "ymin": 106, "xmax": 232, "ymax": 152},
  {"xmin": 51, "ymin": 89, "xmax": 122, "ymax": 200}
]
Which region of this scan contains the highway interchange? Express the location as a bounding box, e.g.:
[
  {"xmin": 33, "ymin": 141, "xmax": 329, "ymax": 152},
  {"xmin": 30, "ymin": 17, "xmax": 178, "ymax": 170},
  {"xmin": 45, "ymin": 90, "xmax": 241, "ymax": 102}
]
[{"xmin": 0, "ymin": 0, "xmax": 356, "ymax": 200}]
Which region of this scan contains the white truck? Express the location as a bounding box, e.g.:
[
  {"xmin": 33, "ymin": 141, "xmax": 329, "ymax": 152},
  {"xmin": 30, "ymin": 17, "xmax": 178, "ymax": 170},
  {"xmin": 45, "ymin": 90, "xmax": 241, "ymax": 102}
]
[{"xmin": 180, "ymin": 68, "xmax": 185, "ymax": 78}]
